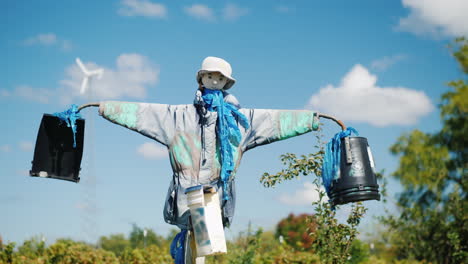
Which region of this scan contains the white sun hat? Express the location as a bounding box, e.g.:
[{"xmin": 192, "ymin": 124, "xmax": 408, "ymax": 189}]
[{"xmin": 196, "ymin": 56, "xmax": 236, "ymax": 90}]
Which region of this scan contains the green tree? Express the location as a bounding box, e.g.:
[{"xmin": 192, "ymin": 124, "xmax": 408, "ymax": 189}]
[
  {"xmin": 128, "ymin": 224, "xmax": 165, "ymax": 249},
  {"xmin": 0, "ymin": 242, "xmax": 15, "ymax": 264},
  {"xmin": 16, "ymin": 236, "xmax": 46, "ymax": 260},
  {"xmin": 380, "ymin": 37, "xmax": 468, "ymax": 263}
]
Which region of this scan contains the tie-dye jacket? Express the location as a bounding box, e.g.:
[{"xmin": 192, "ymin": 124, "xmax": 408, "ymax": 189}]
[{"xmin": 99, "ymin": 94, "xmax": 320, "ymax": 229}]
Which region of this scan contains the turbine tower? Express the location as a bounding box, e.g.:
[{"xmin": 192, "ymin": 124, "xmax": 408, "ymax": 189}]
[{"xmin": 75, "ymin": 57, "xmax": 103, "ymax": 243}]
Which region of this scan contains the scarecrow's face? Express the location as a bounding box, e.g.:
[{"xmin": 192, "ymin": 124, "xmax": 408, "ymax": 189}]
[{"xmin": 201, "ymin": 72, "xmax": 228, "ymax": 90}]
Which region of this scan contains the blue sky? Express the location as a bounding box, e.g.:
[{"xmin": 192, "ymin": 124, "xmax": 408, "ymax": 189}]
[{"xmin": 2, "ymin": 0, "xmax": 467, "ymax": 244}]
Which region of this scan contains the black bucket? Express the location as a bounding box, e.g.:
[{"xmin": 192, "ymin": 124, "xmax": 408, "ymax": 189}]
[
  {"xmin": 329, "ymin": 137, "xmax": 380, "ymax": 206},
  {"xmin": 29, "ymin": 114, "xmax": 85, "ymax": 182}
]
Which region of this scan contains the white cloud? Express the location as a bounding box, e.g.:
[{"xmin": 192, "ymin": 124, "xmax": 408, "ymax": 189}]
[
  {"xmin": 137, "ymin": 142, "xmax": 167, "ymax": 160},
  {"xmin": 0, "ymin": 89, "xmax": 10, "ymax": 97},
  {"xmin": 223, "ymin": 4, "xmax": 249, "ymax": 21},
  {"xmin": 24, "ymin": 33, "xmax": 57, "ymax": 46},
  {"xmin": 307, "ymin": 64, "xmax": 433, "ymax": 127},
  {"xmin": 184, "ymin": 4, "xmax": 215, "ymax": 22},
  {"xmin": 397, "ymin": 0, "xmax": 468, "ymax": 37},
  {"xmin": 59, "ymin": 53, "xmax": 159, "ymax": 104},
  {"xmin": 371, "ymin": 54, "xmax": 407, "ymax": 71},
  {"xmin": 118, "ymin": 0, "xmax": 167, "ymax": 18},
  {"xmin": 19, "ymin": 141, "xmax": 33, "ymax": 151},
  {"xmin": 1, "ymin": 145, "xmax": 11, "ymax": 153},
  {"xmin": 23, "ymin": 33, "xmax": 73, "ymax": 51},
  {"xmin": 275, "ymin": 6, "xmax": 294, "ymax": 14},
  {"xmin": 9, "ymin": 54, "xmax": 158, "ymax": 105},
  {"xmin": 278, "ymin": 182, "xmax": 326, "ymax": 206},
  {"xmin": 15, "ymin": 85, "xmax": 53, "ymax": 104}
]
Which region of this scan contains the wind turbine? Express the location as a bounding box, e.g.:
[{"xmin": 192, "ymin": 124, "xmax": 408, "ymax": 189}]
[{"xmin": 76, "ymin": 58, "xmax": 104, "ymax": 94}]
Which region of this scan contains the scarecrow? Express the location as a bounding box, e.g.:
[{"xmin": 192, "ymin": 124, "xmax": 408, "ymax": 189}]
[{"xmin": 96, "ymin": 56, "xmax": 321, "ymax": 263}]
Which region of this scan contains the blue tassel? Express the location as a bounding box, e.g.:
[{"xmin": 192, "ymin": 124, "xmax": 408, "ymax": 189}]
[
  {"xmin": 54, "ymin": 104, "xmax": 82, "ymax": 148},
  {"xmin": 322, "ymin": 127, "xmax": 359, "ymax": 196},
  {"xmin": 170, "ymin": 229, "xmax": 188, "ymax": 264}
]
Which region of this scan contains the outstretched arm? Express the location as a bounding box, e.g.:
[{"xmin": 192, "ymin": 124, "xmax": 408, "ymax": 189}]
[
  {"xmin": 98, "ymin": 101, "xmax": 180, "ymax": 147},
  {"xmin": 240, "ymin": 108, "xmax": 320, "ymax": 151}
]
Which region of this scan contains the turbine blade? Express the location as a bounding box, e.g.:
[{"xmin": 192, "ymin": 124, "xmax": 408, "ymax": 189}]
[
  {"xmin": 80, "ymin": 77, "xmax": 89, "ymax": 94},
  {"xmin": 89, "ymin": 68, "xmax": 103, "ymax": 76},
  {"xmin": 76, "ymin": 58, "xmax": 90, "ymax": 75},
  {"xmin": 87, "ymin": 68, "xmax": 104, "ymax": 80}
]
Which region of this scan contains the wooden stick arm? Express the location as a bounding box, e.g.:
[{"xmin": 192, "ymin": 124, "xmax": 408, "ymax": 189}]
[
  {"xmin": 78, "ymin": 102, "xmax": 100, "ymax": 112},
  {"xmin": 316, "ymin": 112, "xmax": 347, "ymax": 131}
]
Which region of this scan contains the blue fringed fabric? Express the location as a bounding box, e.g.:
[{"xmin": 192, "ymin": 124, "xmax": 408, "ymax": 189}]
[
  {"xmin": 322, "ymin": 127, "xmax": 359, "ymax": 196},
  {"xmin": 54, "ymin": 104, "xmax": 82, "ymax": 148},
  {"xmin": 202, "ymin": 89, "xmax": 249, "ymax": 200},
  {"xmin": 170, "ymin": 229, "xmax": 188, "ymax": 264}
]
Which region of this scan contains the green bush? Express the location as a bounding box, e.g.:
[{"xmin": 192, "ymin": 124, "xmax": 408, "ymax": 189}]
[
  {"xmin": 45, "ymin": 240, "xmax": 118, "ymax": 264},
  {"xmin": 120, "ymin": 244, "xmax": 172, "ymax": 264},
  {"xmin": 98, "ymin": 234, "xmax": 130, "ymax": 257}
]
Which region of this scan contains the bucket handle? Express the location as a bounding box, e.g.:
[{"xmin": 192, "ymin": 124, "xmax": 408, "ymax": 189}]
[
  {"xmin": 316, "ymin": 113, "xmax": 353, "ymax": 163},
  {"xmin": 316, "ymin": 113, "xmax": 347, "ymax": 131},
  {"xmin": 77, "ymin": 103, "xmax": 100, "ymax": 112}
]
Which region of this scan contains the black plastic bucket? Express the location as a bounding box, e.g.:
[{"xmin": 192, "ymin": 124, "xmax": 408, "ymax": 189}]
[
  {"xmin": 29, "ymin": 114, "xmax": 85, "ymax": 182},
  {"xmin": 329, "ymin": 137, "xmax": 380, "ymax": 206}
]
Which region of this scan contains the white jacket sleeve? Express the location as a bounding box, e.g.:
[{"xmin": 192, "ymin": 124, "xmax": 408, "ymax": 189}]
[
  {"xmin": 99, "ymin": 101, "xmax": 180, "ymax": 147},
  {"xmin": 240, "ymin": 108, "xmax": 319, "ymax": 151}
]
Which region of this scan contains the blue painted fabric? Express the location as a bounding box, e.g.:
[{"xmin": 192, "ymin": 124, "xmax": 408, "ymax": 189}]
[
  {"xmin": 202, "ymin": 89, "xmax": 249, "ymax": 200},
  {"xmin": 54, "ymin": 104, "xmax": 82, "ymax": 148},
  {"xmin": 322, "ymin": 127, "xmax": 359, "ymax": 196},
  {"xmin": 170, "ymin": 229, "xmax": 188, "ymax": 264}
]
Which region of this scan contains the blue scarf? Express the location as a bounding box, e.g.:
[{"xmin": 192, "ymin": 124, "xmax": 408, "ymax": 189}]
[
  {"xmin": 170, "ymin": 229, "xmax": 188, "ymax": 263},
  {"xmin": 202, "ymin": 89, "xmax": 249, "ymax": 200},
  {"xmin": 322, "ymin": 127, "xmax": 359, "ymax": 196},
  {"xmin": 54, "ymin": 104, "xmax": 82, "ymax": 148}
]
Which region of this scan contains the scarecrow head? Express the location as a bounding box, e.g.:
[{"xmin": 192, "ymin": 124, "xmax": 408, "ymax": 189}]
[{"xmin": 196, "ymin": 57, "xmax": 236, "ymax": 90}]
